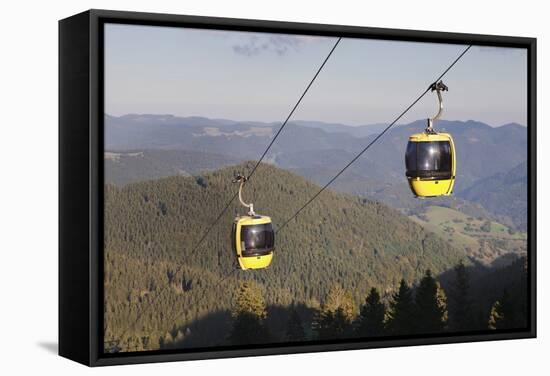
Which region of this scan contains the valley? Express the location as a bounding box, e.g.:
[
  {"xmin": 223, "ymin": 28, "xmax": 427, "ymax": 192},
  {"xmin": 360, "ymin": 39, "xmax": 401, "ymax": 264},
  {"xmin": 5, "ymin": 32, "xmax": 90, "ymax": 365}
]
[{"xmin": 409, "ymin": 206, "xmax": 526, "ymax": 264}]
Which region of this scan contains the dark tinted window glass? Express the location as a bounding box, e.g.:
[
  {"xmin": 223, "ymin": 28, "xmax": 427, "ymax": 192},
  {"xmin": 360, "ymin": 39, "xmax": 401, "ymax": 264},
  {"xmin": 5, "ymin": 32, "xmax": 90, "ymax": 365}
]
[
  {"xmin": 232, "ymin": 222, "xmax": 237, "ymax": 252},
  {"xmin": 406, "ymin": 141, "xmax": 452, "ymax": 178},
  {"xmin": 437, "ymin": 142, "xmax": 452, "ymax": 172},
  {"xmin": 241, "ymin": 223, "xmax": 274, "ymax": 251},
  {"xmin": 405, "ymin": 142, "xmax": 417, "ymax": 172},
  {"xmin": 417, "ymin": 141, "xmax": 451, "ymax": 172}
]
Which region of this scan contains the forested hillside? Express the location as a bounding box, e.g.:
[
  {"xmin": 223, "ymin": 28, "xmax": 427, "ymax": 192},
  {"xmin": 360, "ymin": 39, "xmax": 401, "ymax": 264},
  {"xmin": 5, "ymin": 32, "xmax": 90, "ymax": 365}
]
[
  {"xmin": 104, "ymin": 162, "xmax": 527, "ymax": 352},
  {"xmin": 104, "ymin": 149, "xmax": 240, "ymax": 186}
]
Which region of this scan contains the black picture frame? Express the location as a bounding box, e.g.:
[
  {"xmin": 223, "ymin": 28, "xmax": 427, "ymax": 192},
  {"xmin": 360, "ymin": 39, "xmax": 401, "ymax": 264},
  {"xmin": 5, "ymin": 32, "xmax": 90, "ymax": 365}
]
[{"xmin": 59, "ymin": 9, "xmax": 537, "ymax": 367}]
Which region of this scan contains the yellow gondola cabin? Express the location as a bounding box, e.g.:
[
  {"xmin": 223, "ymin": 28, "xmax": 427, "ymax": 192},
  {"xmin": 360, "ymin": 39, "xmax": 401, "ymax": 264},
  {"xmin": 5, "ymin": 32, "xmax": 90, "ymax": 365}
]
[
  {"xmin": 405, "ymin": 80, "xmax": 456, "ymax": 197},
  {"xmin": 231, "ymin": 174, "xmax": 274, "ymax": 270},
  {"xmin": 232, "ymin": 215, "xmax": 274, "ymax": 270},
  {"xmin": 405, "ymin": 131, "xmax": 456, "ymax": 197}
]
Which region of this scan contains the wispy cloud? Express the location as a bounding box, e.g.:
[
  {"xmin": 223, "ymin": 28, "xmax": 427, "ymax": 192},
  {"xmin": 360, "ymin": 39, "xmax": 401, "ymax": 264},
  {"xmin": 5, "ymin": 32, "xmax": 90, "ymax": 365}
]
[{"xmin": 232, "ymin": 35, "xmax": 314, "ymax": 57}]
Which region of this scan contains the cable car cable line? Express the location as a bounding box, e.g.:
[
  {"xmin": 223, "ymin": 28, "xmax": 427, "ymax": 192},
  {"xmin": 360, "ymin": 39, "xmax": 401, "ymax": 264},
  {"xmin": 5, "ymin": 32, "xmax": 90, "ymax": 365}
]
[
  {"xmin": 227, "ymin": 36, "xmax": 340, "ymax": 271},
  {"xmin": 246, "ymin": 37, "xmax": 342, "ymax": 180},
  {"xmin": 107, "ymin": 37, "xmax": 342, "ymax": 350},
  {"xmin": 276, "ymin": 44, "xmax": 471, "ymax": 234}
]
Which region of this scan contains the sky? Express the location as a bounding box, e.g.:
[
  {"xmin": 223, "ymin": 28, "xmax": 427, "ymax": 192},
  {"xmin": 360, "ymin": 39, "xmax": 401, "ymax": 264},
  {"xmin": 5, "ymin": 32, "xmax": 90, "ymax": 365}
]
[{"xmin": 104, "ymin": 23, "xmax": 528, "ymax": 127}]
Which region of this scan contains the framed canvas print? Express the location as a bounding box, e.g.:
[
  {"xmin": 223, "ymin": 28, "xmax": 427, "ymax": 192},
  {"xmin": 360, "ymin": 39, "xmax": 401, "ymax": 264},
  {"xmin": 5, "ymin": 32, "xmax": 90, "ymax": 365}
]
[{"xmin": 59, "ymin": 9, "xmax": 536, "ymax": 366}]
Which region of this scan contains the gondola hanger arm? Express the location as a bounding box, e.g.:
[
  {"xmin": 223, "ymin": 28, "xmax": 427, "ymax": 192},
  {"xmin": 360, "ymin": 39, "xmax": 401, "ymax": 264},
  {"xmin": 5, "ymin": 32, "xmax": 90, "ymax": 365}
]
[
  {"xmin": 427, "ymin": 80, "xmax": 448, "ymax": 132},
  {"xmin": 233, "ymin": 173, "xmax": 255, "ymax": 216}
]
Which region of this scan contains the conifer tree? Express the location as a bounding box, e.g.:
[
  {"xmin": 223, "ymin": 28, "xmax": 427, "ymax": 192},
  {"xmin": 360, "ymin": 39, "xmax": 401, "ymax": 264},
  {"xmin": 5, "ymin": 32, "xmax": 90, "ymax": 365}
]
[
  {"xmin": 233, "ymin": 281, "xmax": 267, "ymax": 319},
  {"xmin": 386, "ymin": 279, "xmax": 415, "ymax": 335},
  {"xmin": 488, "ymin": 300, "xmax": 503, "ymax": 330},
  {"xmin": 331, "ymin": 308, "xmax": 349, "ymax": 338},
  {"xmin": 488, "ymin": 290, "xmax": 515, "ymax": 330},
  {"xmin": 286, "ymin": 306, "xmax": 306, "ymax": 342},
  {"xmin": 315, "ymin": 285, "xmax": 357, "ymax": 339},
  {"xmin": 448, "ymin": 261, "xmax": 473, "ymax": 331},
  {"xmin": 229, "ymin": 281, "xmax": 270, "ymax": 344},
  {"xmin": 324, "ymin": 285, "xmax": 358, "ymax": 323},
  {"xmin": 161, "ymin": 331, "xmax": 173, "ymax": 347},
  {"xmin": 415, "ymin": 270, "xmax": 448, "ymax": 333},
  {"xmin": 314, "ymin": 309, "xmax": 334, "ymax": 340},
  {"xmin": 436, "ymin": 282, "xmax": 449, "ymax": 325},
  {"xmin": 356, "ymin": 287, "xmax": 386, "ymax": 337}
]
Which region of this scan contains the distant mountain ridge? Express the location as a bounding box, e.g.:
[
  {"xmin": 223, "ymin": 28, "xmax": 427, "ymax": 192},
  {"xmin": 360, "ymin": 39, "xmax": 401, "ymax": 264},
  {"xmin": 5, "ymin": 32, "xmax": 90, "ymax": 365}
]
[
  {"xmin": 104, "ymin": 114, "xmax": 528, "ymax": 229},
  {"xmin": 460, "ymin": 161, "xmax": 528, "ymax": 231},
  {"xmin": 291, "ymin": 120, "xmax": 389, "ymax": 137},
  {"xmin": 105, "ymin": 115, "xmax": 526, "ymax": 187},
  {"xmin": 105, "ymin": 149, "xmax": 240, "ymax": 186}
]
